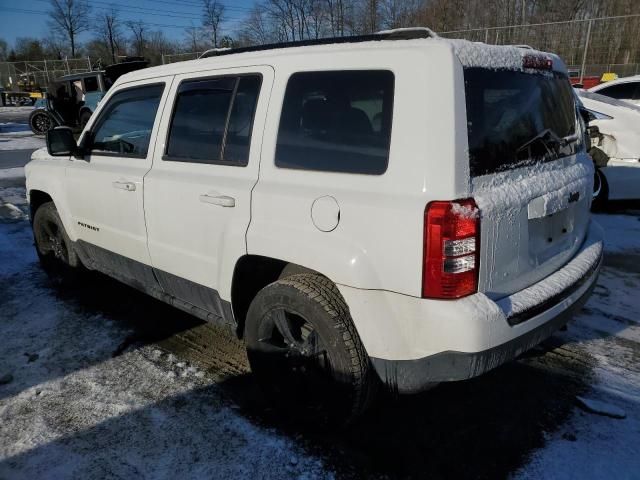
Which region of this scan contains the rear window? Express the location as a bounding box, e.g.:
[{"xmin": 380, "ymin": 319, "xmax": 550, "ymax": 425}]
[
  {"xmin": 275, "ymin": 70, "xmax": 394, "ymax": 175},
  {"xmin": 465, "ymin": 68, "xmax": 578, "ymax": 177}
]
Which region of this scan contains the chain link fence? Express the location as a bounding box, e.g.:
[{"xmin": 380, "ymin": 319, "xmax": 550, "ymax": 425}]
[
  {"xmin": 439, "ymin": 14, "xmax": 640, "ymax": 81},
  {"xmin": 0, "ymin": 58, "xmax": 94, "ymax": 92}
]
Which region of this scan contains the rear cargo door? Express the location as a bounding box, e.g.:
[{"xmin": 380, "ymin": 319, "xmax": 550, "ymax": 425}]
[{"xmin": 464, "ymin": 67, "xmax": 594, "ymax": 298}]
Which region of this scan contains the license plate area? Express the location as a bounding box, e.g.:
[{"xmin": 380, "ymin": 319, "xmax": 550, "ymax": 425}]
[{"xmin": 528, "ymin": 204, "xmax": 576, "ymax": 263}]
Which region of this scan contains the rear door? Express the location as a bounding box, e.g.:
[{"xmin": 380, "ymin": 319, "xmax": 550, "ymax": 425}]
[
  {"xmin": 463, "ymin": 67, "xmax": 593, "ymax": 299},
  {"xmin": 144, "ymin": 66, "xmax": 273, "ymax": 312}
]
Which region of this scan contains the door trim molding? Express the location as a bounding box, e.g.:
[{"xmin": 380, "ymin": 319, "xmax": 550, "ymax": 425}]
[{"xmin": 75, "ymin": 240, "xmax": 236, "ymax": 331}]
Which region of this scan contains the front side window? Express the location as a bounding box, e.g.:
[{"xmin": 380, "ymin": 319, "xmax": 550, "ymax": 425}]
[
  {"xmin": 91, "ymin": 84, "xmax": 164, "ymax": 158},
  {"xmin": 275, "ymin": 70, "xmax": 395, "ymax": 175},
  {"xmin": 165, "ymin": 75, "xmax": 262, "ymax": 165}
]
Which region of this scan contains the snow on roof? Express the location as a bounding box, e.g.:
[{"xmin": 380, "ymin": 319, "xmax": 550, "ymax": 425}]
[{"xmin": 438, "ymin": 38, "xmax": 562, "ymax": 72}]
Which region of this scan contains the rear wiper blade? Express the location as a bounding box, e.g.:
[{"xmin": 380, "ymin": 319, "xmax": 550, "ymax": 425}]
[
  {"xmin": 516, "ymin": 128, "xmax": 561, "ymax": 156},
  {"xmin": 559, "ymin": 132, "xmax": 579, "ymax": 146}
]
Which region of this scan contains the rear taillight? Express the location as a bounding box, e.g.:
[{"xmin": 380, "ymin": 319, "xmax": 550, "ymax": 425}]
[{"xmin": 423, "ymin": 199, "xmax": 480, "ymax": 299}]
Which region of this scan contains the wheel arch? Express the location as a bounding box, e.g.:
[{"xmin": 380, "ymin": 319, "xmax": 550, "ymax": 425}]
[
  {"xmin": 230, "ymin": 254, "xmax": 324, "ymax": 337},
  {"xmin": 28, "ymin": 189, "xmax": 54, "ymax": 223}
]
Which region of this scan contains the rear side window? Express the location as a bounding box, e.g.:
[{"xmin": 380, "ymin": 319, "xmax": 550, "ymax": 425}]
[
  {"xmin": 84, "ymin": 76, "xmax": 99, "ymax": 92},
  {"xmin": 597, "ymin": 82, "xmax": 638, "ymax": 100},
  {"xmin": 91, "ymin": 84, "xmax": 164, "ymax": 158},
  {"xmin": 166, "ymin": 75, "xmax": 262, "ymax": 165},
  {"xmin": 275, "ymin": 70, "xmax": 394, "ymax": 175}
]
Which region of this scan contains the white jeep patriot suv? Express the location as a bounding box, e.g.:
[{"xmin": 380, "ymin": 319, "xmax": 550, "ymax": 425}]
[{"xmin": 26, "ymin": 29, "xmax": 604, "ymax": 424}]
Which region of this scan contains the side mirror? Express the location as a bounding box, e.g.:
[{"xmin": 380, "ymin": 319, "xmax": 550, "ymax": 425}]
[
  {"xmin": 78, "ymin": 130, "xmax": 94, "ymax": 153},
  {"xmin": 46, "ymin": 127, "xmax": 78, "ymax": 157}
]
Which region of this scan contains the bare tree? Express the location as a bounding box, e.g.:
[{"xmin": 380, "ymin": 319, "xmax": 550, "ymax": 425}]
[
  {"xmin": 12, "ymin": 38, "xmax": 45, "ymax": 61},
  {"xmin": 0, "ymin": 38, "xmax": 8, "ymax": 62},
  {"xmin": 265, "ymin": 0, "xmax": 298, "ymax": 41},
  {"xmin": 184, "ymin": 25, "xmax": 204, "ymax": 53},
  {"xmin": 241, "ymin": 4, "xmax": 273, "ymax": 44},
  {"xmin": 97, "ymin": 9, "xmax": 122, "ymax": 64},
  {"xmin": 265, "ymin": 0, "xmax": 317, "ymax": 41},
  {"xmin": 48, "ymin": 0, "xmax": 90, "ymax": 57},
  {"xmin": 202, "ymin": 0, "xmax": 225, "ymax": 47},
  {"xmin": 231, "ymin": 0, "xmax": 639, "ymax": 70},
  {"xmin": 147, "ymin": 30, "xmax": 177, "ymax": 65},
  {"xmin": 127, "ymin": 20, "xmax": 147, "ymax": 57},
  {"xmin": 363, "ymin": 0, "xmax": 379, "ymax": 33},
  {"xmin": 326, "ymin": 0, "xmax": 347, "ymax": 36},
  {"xmin": 380, "ymin": 0, "xmax": 419, "ymax": 29}
]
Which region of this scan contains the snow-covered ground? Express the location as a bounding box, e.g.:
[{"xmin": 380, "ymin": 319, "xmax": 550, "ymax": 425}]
[
  {"xmin": 0, "ymin": 122, "xmax": 45, "ymax": 151},
  {"xmin": 515, "ymin": 211, "xmax": 640, "ymax": 479},
  {"xmin": 0, "ymin": 106, "xmax": 45, "ymax": 151},
  {"xmin": 0, "ymin": 169, "xmax": 639, "ymax": 478},
  {"xmin": 0, "ymin": 106, "xmax": 37, "ymax": 115},
  {"xmin": 0, "ymin": 185, "xmax": 333, "ymax": 479},
  {"xmin": 0, "ymin": 167, "xmax": 27, "ymax": 179}
]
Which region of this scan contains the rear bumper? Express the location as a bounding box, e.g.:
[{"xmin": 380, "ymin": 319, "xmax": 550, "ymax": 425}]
[
  {"xmin": 370, "ymin": 273, "xmax": 598, "ymax": 393},
  {"xmin": 338, "ymin": 221, "xmax": 604, "ymax": 393}
]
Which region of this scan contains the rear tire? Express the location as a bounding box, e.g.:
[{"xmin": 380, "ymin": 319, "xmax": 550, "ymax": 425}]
[
  {"xmin": 32, "ymin": 202, "xmax": 81, "ymax": 279},
  {"xmin": 244, "ymin": 273, "xmax": 376, "ymax": 427}
]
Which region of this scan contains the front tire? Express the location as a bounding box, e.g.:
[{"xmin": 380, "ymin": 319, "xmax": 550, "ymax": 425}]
[
  {"xmin": 32, "ymin": 202, "xmax": 81, "ymax": 277},
  {"xmin": 244, "ymin": 273, "xmax": 376, "ymax": 426}
]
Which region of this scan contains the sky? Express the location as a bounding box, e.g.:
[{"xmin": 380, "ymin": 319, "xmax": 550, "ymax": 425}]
[{"xmin": 0, "ymin": 0, "xmax": 256, "ymax": 47}]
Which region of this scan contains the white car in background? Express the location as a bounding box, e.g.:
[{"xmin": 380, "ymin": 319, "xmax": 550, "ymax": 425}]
[
  {"xmin": 588, "ymin": 75, "xmax": 640, "ymax": 106},
  {"xmin": 577, "ymin": 89, "xmax": 640, "ymax": 204}
]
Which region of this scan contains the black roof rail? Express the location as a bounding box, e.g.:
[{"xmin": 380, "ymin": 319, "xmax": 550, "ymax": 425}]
[{"xmin": 200, "ymin": 27, "xmax": 436, "ymax": 59}]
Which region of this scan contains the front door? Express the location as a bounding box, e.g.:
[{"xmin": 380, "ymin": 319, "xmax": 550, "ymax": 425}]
[
  {"xmin": 144, "ymin": 66, "xmax": 273, "ymax": 314},
  {"xmin": 65, "ymin": 77, "xmax": 172, "ymax": 281}
]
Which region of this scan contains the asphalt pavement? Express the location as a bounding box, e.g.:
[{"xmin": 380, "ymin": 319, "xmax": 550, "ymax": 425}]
[{"xmin": 0, "ymin": 150, "xmax": 34, "ymax": 169}]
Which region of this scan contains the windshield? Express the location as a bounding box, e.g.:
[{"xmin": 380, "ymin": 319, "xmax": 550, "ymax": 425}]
[{"xmin": 464, "ymin": 68, "xmax": 578, "ymax": 177}]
